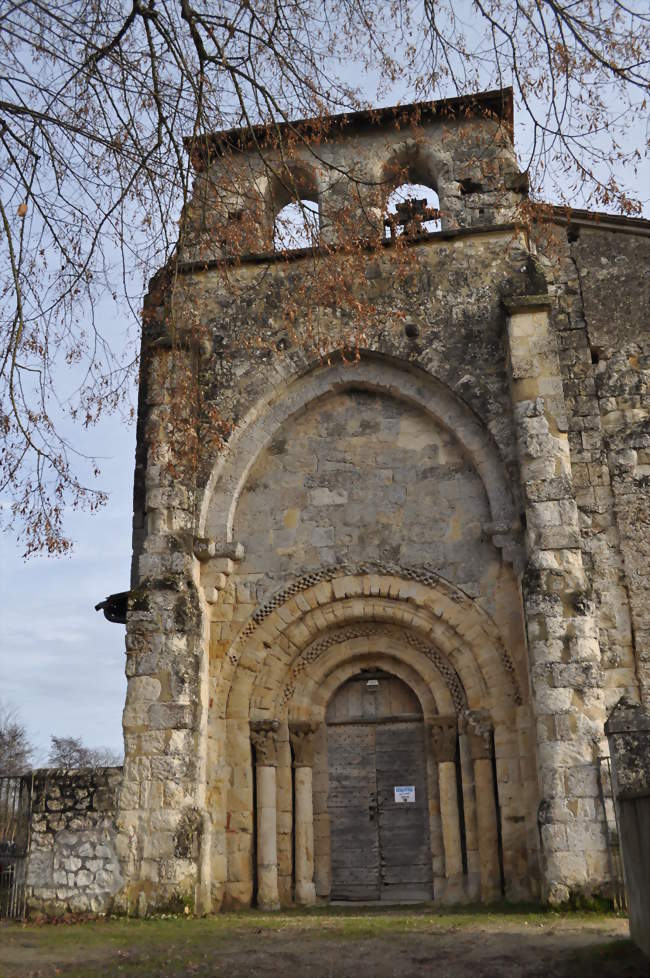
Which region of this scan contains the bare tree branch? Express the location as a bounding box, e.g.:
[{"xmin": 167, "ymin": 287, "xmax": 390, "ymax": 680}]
[{"xmin": 0, "ymin": 0, "xmax": 647, "ymax": 554}]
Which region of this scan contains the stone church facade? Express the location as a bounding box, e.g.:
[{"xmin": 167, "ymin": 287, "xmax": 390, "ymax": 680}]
[{"xmin": 24, "ymin": 88, "xmax": 650, "ymax": 917}]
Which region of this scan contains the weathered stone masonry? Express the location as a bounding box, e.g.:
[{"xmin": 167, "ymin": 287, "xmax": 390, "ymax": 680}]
[
  {"xmin": 25, "ymin": 768, "xmax": 122, "ymax": 916},
  {"xmin": 27, "ymin": 88, "xmax": 650, "ymax": 916}
]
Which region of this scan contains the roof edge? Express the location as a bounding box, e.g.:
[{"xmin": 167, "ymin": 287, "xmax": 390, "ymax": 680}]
[
  {"xmin": 185, "ymin": 87, "xmax": 514, "ymax": 168},
  {"xmin": 544, "ymin": 204, "xmax": 650, "ymax": 236}
]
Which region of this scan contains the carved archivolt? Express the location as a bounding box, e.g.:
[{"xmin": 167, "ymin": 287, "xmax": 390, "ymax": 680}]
[
  {"xmin": 278, "ymin": 622, "xmax": 468, "ymax": 714},
  {"xmin": 233, "ymin": 561, "xmax": 520, "ymax": 704}
]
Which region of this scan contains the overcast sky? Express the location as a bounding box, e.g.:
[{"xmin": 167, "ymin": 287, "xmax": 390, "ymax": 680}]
[
  {"xmin": 1, "ymin": 56, "xmax": 648, "ymax": 766},
  {"xmin": 1, "ymin": 408, "xmax": 133, "ymax": 763}
]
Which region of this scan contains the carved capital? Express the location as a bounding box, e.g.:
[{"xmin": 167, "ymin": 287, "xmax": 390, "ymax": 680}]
[
  {"xmin": 462, "ymin": 710, "xmax": 494, "ymax": 761},
  {"xmin": 289, "ymin": 721, "xmax": 319, "ymax": 768},
  {"xmin": 429, "ymin": 717, "xmax": 458, "ymax": 763},
  {"xmin": 250, "ymin": 719, "xmax": 280, "ymax": 767}
]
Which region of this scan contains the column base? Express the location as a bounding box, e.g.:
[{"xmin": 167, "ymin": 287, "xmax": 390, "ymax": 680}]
[
  {"xmin": 295, "ymin": 880, "xmax": 317, "ymax": 905},
  {"xmin": 436, "ymin": 875, "xmax": 468, "ymax": 905},
  {"xmin": 257, "ymin": 894, "xmax": 281, "ymax": 911}
]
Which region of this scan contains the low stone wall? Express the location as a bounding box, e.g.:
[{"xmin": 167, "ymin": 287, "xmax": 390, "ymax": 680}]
[
  {"xmin": 26, "ymin": 767, "xmax": 123, "ymax": 916},
  {"xmin": 605, "ymin": 699, "xmax": 650, "ymax": 958}
]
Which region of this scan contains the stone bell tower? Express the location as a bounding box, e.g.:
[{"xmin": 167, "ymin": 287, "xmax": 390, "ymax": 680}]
[{"xmin": 110, "ymin": 86, "xmax": 649, "ymax": 916}]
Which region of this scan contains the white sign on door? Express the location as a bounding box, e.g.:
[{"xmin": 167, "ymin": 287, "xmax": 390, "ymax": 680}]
[{"xmin": 394, "ymin": 785, "xmax": 415, "ymax": 803}]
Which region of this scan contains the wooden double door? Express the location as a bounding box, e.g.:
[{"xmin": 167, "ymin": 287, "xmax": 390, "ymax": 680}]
[{"xmin": 326, "ymin": 674, "xmax": 433, "ymax": 902}]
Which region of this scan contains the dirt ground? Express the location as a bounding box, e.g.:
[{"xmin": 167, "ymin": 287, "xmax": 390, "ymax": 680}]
[{"xmin": 0, "ymin": 907, "xmax": 648, "ymax": 978}]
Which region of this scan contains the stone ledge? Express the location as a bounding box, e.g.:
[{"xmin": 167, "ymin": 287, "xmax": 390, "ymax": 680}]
[{"xmin": 503, "ymin": 294, "xmax": 553, "ymax": 313}]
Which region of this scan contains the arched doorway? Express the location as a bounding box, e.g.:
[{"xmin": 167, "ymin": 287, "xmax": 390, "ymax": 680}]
[
  {"xmin": 326, "ymin": 669, "xmax": 433, "ymax": 902},
  {"xmin": 216, "ymin": 567, "xmax": 529, "ymax": 909}
]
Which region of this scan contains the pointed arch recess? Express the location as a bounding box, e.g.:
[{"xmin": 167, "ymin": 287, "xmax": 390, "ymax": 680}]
[{"xmin": 199, "ymin": 354, "xmax": 519, "ymax": 546}]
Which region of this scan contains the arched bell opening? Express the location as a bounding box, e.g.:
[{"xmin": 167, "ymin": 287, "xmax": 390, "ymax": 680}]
[
  {"xmin": 385, "ymin": 183, "xmax": 441, "ymax": 239},
  {"xmin": 267, "ymin": 160, "xmax": 322, "ymax": 253},
  {"xmin": 273, "ymin": 199, "xmax": 320, "ymax": 251}
]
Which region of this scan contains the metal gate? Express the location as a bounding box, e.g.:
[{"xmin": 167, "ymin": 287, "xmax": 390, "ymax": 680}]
[
  {"xmin": 597, "ymin": 755, "xmax": 627, "ymax": 911},
  {"xmin": 0, "ymin": 775, "xmax": 33, "ymax": 919}
]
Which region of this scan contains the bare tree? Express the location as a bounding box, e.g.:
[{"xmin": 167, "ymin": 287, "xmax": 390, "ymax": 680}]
[
  {"xmin": 0, "ymin": 702, "xmax": 34, "ymax": 777},
  {"xmin": 0, "ymin": 0, "xmax": 647, "ymax": 555},
  {"xmin": 47, "ymin": 735, "xmax": 122, "ymax": 769}
]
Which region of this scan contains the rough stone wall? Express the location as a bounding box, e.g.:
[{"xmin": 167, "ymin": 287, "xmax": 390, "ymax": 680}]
[
  {"xmin": 572, "ymin": 228, "xmax": 650, "ymax": 704},
  {"xmin": 193, "ymin": 230, "xmax": 534, "ymax": 543},
  {"xmin": 122, "ymin": 225, "xmax": 537, "ymax": 913},
  {"xmin": 520, "ymin": 219, "xmax": 649, "ymax": 899},
  {"xmin": 534, "ymin": 222, "xmax": 648, "ymax": 709},
  {"xmin": 26, "ymin": 768, "xmax": 122, "ymax": 916}
]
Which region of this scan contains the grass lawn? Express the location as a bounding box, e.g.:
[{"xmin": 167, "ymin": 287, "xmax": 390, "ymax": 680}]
[{"xmin": 0, "ymin": 905, "xmax": 646, "ymax": 978}]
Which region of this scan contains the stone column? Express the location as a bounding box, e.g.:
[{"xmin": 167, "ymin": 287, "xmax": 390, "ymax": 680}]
[
  {"xmin": 505, "ymin": 294, "xmax": 605, "ymax": 904},
  {"xmin": 465, "ymin": 712, "xmax": 501, "ymax": 903},
  {"xmin": 458, "ymin": 730, "xmax": 481, "ymax": 899},
  {"xmin": 289, "ymin": 721, "xmax": 319, "ymax": 905},
  {"xmin": 430, "ymin": 718, "xmax": 463, "ymax": 881},
  {"xmin": 250, "ymin": 720, "xmax": 281, "ymax": 910}
]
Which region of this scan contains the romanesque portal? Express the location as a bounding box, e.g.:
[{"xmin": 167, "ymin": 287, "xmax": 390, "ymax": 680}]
[{"xmin": 21, "ymin": 87, "xmax": 650, "ymax": 918}]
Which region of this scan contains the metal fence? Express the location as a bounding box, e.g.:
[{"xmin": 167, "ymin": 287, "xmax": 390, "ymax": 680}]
[
  {"xmin": 597, "ymin": 754, "xmax": 627, "ymax": 911},
  {"xmin": 0, "ymin": 775, "xmax": 33, "ymax": 920}
]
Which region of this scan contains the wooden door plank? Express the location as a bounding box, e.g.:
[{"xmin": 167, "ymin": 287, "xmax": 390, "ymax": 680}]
[
  {"xmin": 375, "ymin": 721, "xmax": 433, "ymax": 900},
  {"xmin": 327, "ymin": 723, "xmax": 380, "ymax": 901}
]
